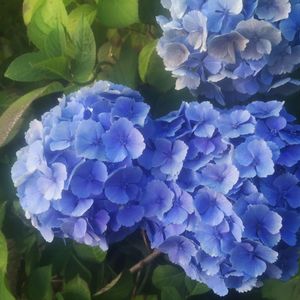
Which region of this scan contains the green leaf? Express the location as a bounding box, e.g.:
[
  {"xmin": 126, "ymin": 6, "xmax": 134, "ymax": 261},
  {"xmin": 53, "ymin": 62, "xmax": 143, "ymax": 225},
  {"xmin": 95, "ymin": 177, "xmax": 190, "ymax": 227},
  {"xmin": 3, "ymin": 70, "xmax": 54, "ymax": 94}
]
[
  {"xmin": 55, "ymin": 292, "xmax": 64, "ymax": 300},
  {"xmin": 74, "ymin": 243, "xmax": 106, "ymax": 264},
  {"xmin": 0, "ymin": 271, "xmax": 15, "ymax": 300},
  {"xmin": 138, "ymin": 41, "xmax": 174, "ymax": 92},
  {"xmin": 109, "ymin": 42, "xmax": 138, "ymax": 88},
  {"xmin": 97, "ymin": 0, "xmax": 139, "ymax": 28},
  {"xmin": 138, "ymin": 40, "xmax": 156, "ymax": 82},
  {"xmin": 26, "ymin": 265, "xmax": 52, "ymax": 300},
  {"xmin": 62, "ymin": 276, "xmax": 91, "ymax": 300},
  {"xmin": 24, "ymin": 243, "xmax": 41, "ymax": 276},
  {"xmin": 152, "ymin": 265, "xmax": 185, "ymax": 290},
  {"xmin": 65, "ymin": 255, "xmax": 92, "ymax": 283},
  {"xmin": 69, "ymin": 16, "xmax": 96, "ymax": 83},
  {"xmin": 0, "ymin": 202, "xmax": 7, "ymax": 229},
  {"xmin": 184, "ymin": 276, "xmax": 210, "ymax": 297},
  {"xmin": 44, "ymin": 23, "xmax": 67, "ymax": 57},
  {"xmin": 23, "ymin": 0, "xmax": 43, "ymax": 25},
  {"xmin": 161, "ymin": 287, "xmax": 181, "ymax": 300},
  {"xmin": 133, "ymin": 295, "xmax": 158, "ymax": 300},
  {"xmin": 0, "ymin": 82, "xmax": 63, "ymax": 148},
  {"xmin": 94, "ymin": 271, "xmax": 134, "ymax": 300},
  {"xmin": 27, "ymin": 0, "xmax": 68, "ymax": 51},
  {"xmin": 34, "ymin": 56, "xmax": 71, "ymax": 80},
  {"xmin": 5, "ymin": 52, "xmax": 58, "ymax": 82},
  {"xmin": 69, "ymin": 4, "xmax": 97, "ymax": 27},
  {"xmin": 0, "ymin": 231, "xmax": 8, "ymax": 272},
  {"xmin": 262, "ymin": 278, "xmax": 300, "ymax": 300}
]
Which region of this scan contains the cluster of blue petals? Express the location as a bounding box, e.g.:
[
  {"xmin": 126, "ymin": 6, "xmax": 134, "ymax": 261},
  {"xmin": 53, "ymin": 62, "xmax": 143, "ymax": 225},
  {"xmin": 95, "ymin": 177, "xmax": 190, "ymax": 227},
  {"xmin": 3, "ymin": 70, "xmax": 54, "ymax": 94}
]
[
  {"xmin": 11, "ymin": 81, "xmax": 300, "ymax": 296},
  {"xmin": 11, "ymin": 81, "xmax": 150, "ymax": 250},
  {"xmin": 140, "ymin": 99, "xmax": 300, "ymax": 296},
  {"xmin": 157, "ymin": 0, "xmax": 300, "ymax": 104}
]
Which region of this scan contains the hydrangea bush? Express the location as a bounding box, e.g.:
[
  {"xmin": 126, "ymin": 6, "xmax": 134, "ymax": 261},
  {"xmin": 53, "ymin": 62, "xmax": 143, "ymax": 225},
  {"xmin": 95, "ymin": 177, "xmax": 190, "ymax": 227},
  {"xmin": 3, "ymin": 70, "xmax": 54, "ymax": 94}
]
[
  {"xmin": 157, "ymin": 0, "xmax": 300, "ymax": 104},
  {"xmin": 4, "ymin": 0, "xmax": 300, "ymax": 298},
  {"xmin": 11, "ymin": 80, "xmax": 300, "ymax": 296}
]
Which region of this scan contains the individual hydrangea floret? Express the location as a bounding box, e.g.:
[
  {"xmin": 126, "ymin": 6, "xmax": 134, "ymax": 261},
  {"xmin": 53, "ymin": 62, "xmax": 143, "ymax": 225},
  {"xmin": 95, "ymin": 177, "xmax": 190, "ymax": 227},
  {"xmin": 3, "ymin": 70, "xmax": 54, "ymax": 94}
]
[{"xmin": 157, "ymin": 0, "xmax": 300, "ymax": 104}]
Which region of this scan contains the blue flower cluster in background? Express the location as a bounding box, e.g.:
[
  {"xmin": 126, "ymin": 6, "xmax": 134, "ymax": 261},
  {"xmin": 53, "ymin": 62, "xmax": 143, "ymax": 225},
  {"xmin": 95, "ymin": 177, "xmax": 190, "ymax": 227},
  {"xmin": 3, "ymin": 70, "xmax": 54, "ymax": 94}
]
[
  {"xmin": 140, "ymin": 99, "xmax": 300, "ymax": 295},
  {"xmin": 157, "ymin": 0, "xmax": 300, "ymax": 104},
  {"xmin": 11, "ymin": 81, "xmax": 300, "ymax": 296},
  {"xmin": 11, "ymin": 81, "xmax": 150, "ymax": 250}
]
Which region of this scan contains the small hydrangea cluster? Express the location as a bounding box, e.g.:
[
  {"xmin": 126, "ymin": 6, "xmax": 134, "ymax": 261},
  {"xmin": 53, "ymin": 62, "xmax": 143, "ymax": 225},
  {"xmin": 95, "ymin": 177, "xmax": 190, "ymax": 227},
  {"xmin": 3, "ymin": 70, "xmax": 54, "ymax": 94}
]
[
  {"xmin": 11, "ymin": 81, "xmax": 150, "ymax": 250},
  {"xmin": 140, "ymin": 100, "xmax": 300, "ymax": 295},
  {"xmin": 11, "ymin": 81, "xmax": 300, "ymax": 296},
  {"xmin": 157, "ymin": 0, "xmax": 300, "ymax": 104}
]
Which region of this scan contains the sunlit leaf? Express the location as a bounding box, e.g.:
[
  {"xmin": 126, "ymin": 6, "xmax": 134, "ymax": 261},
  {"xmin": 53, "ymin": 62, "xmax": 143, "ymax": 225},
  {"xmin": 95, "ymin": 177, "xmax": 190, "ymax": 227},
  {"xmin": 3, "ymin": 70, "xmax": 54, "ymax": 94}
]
[
  {"xmin": 0, "ymin": 271, "xmax": 15, "ymax": 300},
  {"xmin": 69, "ymin": 16, "xmax": 96, "ymax": 83},
  {"xmin": 97, "ymin": 0, "xmax": 139, "ymax": 28},
  {"xmin": 27, "ymin": 0, "xmax": 68, "ymax": 51},
  {"xmin": 0, "ymin": 232, "xmax": 8, "ymax": 273},
  {"xmin": 69, "ymin": 4, "xmax": 97, "ymax": 27}
]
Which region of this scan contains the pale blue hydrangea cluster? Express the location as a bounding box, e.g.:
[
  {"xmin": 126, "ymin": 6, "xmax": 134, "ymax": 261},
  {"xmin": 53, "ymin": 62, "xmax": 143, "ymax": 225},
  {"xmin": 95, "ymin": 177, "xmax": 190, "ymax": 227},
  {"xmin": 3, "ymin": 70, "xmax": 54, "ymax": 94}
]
[
  {"xmin": 11, "ymin": 82, "xmax": 300, "ymax": 296},
  {"xmin": 157, "ymin": 0, "xmax": 300, "ymax": 104},
  {"xmin": 140, "ymin": 100, "xmax": 300, "ymax": 295},
  {"xmin": 11, "ymin": 81, "xmax": 150, "ymax": 250}
]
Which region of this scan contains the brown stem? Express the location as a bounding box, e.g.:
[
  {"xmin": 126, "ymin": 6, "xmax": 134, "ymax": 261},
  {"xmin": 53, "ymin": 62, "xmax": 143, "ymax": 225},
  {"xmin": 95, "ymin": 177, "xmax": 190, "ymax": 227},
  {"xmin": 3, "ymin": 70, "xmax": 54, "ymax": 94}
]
[
  {"xmin": 93, "ymin": 250, "xmax": 161, "ymax": 297},
  {"xmin": 141, "ymin": 229, "xmax": 151, "ymax": 253},
  {"xmin": 129, "ymin": 249, "xmax": 161, "ymax": 274}
]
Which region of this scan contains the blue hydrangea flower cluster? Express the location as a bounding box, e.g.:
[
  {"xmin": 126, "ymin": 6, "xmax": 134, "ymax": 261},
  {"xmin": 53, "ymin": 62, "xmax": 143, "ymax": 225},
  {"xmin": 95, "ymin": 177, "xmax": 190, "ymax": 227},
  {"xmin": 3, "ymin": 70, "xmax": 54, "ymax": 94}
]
[
  {"xmin": 157, "ymin": 0, "xmax": 300, "ymax": 104},
  {"xmin": 11, "ymin": 81, "xmax": 150, "ymax": 250},
  {"xmin": 11, "ymin": 81, "xmax": 300, "ymax": 296},
  {"xmin": 140, "ymin": 100, "xmax": 300, "ymax": 295}
]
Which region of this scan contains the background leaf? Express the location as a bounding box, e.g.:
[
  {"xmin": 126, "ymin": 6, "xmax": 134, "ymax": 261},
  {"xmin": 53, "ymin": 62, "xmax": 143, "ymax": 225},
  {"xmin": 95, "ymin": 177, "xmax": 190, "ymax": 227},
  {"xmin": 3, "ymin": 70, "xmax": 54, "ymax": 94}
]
[
  {"xmin": 26, "ymin": 0, "xmax": 68, "ymax": 51},
  {"xmin": 26, "ymin": 265, "xmax": 52, "ymax": 300},
  {"xmin": 262, "ymin": 278, "xmax": 300, "ymax": 300},
  {"xmin": 161, "ymin": 287, "xmax": 182, "ymax": 300},
  {"xmin": 139, "ymin": 40, "xmax": 174, "ymax": 92},
  {"xmin": 44, "ymin": 23, "xmax": 67, "ymax": 58},
  {"xmin": 152, "ymin": 265, "xmax": 185, "ymax": 289},
  {"xmin": 69, "ymin": 4, "xmax": 97, "ymax": 27},
  {"xmin": 109, "ymin": 41, "xmax": 139, "ymax": 88},
  {"xmin": 61, "ymin": 276, "xmax": 91, "ymax": 300},
  {"xmin": 69, "ymin": 15, "xmax": 96, "ymax": 83},
  {"xmin": 73, "ymin": 243, "xmax": 106, "ymax": 264},
  {"xmin": 97, "ymin": 0, "xmax": 139, "ymax": 28},
  {"xmin": 5, "ymin": 52, "xmax": 59, "ymax": 82},
  {"xmin": 185, "ymin": 276, "xmax": 210, "ymax": 297},
  {"xmin": 94, "ymin": 271, "xmax": 134, "ymax": 300},
  {"xmin": 0, "ymin": 82, "xmax": 63, "ymax": 147},
  {"xmin": 0, "ymin": 232, "xmax": 8, "ymax": 272},
  {"xmin": 0, "ymin": 272, "xmax": 15, "ymax": 300}
]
